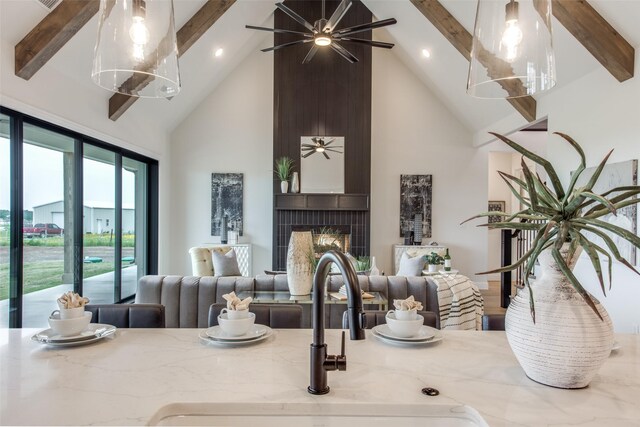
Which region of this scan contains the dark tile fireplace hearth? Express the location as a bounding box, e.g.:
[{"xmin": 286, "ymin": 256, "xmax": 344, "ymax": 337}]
[{"xmin": 273, "ymin": 209, "xmax": 369, "ymax": 271}]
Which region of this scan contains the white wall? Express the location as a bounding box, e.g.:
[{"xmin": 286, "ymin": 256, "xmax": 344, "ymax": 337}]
[
  {"xmin": 475, "ymin": 52, "xmax": 640, "ymax": 333},
  {"xmin": 168, "ymin": 50, "xmax": 273, "ymax": 276},
  {"xmin": 371, "ymin": 49, "xmax": 488, "ymax": 286}
]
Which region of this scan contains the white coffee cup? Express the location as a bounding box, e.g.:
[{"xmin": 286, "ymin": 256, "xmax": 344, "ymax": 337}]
[
  {"xmin": 52, "ymin": 307, "xmax": 85, "ymax": 320},
  {"xmin": 48, "ymin": 311, "xmax": 92, "ymax": 336},
  {"xmin": 393, "ymin": 308, "xmax": 417, "ymax": 320},
  {"xmin": 218, "ymin": 312, "xmax": 255, "ymax": 336},
  {"xmin": 385, "ymin": 311, "xmax": 424, "ymax": 338},
  {"xmin": 220, "ymin": 308, "xmax": 249, "ymax": 320}
]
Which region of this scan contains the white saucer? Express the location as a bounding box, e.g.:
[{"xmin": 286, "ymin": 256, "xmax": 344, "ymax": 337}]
[
  {"xmin": 373, "ymin": 324, "xmax": 436, "ymax": 342},
  {"xmin": 199, "ymin": 325, "xmax": 273, "ymax": 347},
  {"xmin": 205, "ymin": 324, "xmax": 268, "ymax": 341},
  {"xmin": 371, "ymin": 325, "xmax": 442, "ymax": 347},
  {"xmin": 32, "ymin": 324, "xmax": 116, "ymax": 347},
  {"xmin": 438, "ymin": 269, "xmax": 459, "ymax": 276}
]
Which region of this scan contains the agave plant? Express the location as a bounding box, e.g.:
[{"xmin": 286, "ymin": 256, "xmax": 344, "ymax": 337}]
[
  {"xmin": 274, "ymin": 156, "xmax": 294, "ymax": 182},
  {"xmin": 464, "ymin": 132, "xmax": 640, "ymax": 322}
]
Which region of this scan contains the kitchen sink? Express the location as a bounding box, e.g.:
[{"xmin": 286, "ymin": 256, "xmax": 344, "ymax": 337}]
[{"xmin": 148, "ymin": 402, "xmax": 489, "ymax": 426}]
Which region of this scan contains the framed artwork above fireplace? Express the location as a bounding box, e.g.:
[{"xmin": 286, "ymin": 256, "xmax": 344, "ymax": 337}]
[{"xmin": 300, "ymin": 136, "xmax": 345, "ymax": 194}]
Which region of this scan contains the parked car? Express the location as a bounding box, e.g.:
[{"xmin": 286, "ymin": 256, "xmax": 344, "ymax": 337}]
[{"xmin": 23, "ymin": 223, "xmax": 64, "ymax": 238}]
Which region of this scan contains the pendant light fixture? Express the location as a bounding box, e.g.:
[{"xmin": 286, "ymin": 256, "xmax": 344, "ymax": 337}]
[
  {"xmin": 92, "ymin": 0, "xmax": 181, "ymax": 98},
  {"xmin": 467, "ymin": 0, "xmax": 556, "ymax": 99}
]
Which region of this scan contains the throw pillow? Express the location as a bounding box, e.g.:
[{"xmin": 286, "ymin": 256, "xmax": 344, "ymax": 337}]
[
  {"xmin": 212, "ymin": 248, "xmax": 242, "ymax": 277},
  {"xmin": 397, "ymin": 252, "xmax": 426, "ymax": 277}
]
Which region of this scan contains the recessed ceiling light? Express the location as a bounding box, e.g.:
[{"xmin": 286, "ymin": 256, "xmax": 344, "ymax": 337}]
[
  {"xmin": 421, "ymin": 49, "xmax": 431, "ymax": 58},
  {"xmin": 214, "ymin": 48, "xmax": 224, "ymax": 57}
]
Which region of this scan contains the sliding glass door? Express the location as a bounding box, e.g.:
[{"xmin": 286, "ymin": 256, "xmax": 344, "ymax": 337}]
[
  {"xmin": 21, "ymin": 124, "xmax": 76, "ymax": 327},
  {"xmin": 0, "ymin": 106, "xmax": 158, "ymax": 328},
  {"xmin": 0, "ymin": 114, "xmax": 10, "ymax": 328}
]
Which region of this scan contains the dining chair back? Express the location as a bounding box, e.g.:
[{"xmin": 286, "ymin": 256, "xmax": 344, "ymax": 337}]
[{"xmin": 85, "ymin": 304, "xmax": 165, "ymax": 328}]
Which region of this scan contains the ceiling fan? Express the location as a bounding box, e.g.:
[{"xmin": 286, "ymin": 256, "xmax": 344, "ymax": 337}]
[
  {"xmin": 302, "ymin": 137, "xmax": 343, "ymax": 159},
  {"xmin": 246, "ymin": 0, "xmax": 397, "ymax": 64}
]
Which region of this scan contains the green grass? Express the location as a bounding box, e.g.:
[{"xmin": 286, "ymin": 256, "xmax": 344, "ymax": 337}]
[
  {"xmin": 0, "ymin": 233, "xmax": 135, "ymax": 247},
  {"xmin": 0, "ymin": 261, "xmax": 128, "ymax": 300}
]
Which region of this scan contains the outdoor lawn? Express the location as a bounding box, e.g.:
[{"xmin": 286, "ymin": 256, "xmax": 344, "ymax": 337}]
[{"xmin": 0, "ymin": 232, "xmax": 135, "ymax": 300}]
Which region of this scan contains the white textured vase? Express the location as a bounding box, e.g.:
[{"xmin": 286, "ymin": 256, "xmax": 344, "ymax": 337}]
[
  {"xmin": 286, "ymin": 231, "xmax": 314, "ymax": 295},
  {"xmin": 281, "ymin": 181, "xmax": 289, "ymax": 193},
  {"xmin": 291, "ymin": 172, "xmax": 300, "ymax": 193},
  {"xmin": 505, "ymin": 244, "xmax": 614, "ymax": 389}
]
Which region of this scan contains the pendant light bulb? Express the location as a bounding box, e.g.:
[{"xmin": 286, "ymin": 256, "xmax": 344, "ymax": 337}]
[
  {"xmin": 501, "ymin": 1, "xmax": 522, "ymax": 61},
  {"xmin": 129, "ymin": 17, "xmax": 150, "ymax": 45}
]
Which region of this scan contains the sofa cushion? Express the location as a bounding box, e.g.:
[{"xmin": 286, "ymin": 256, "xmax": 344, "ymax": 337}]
[{"xmin": 212, "ymin": 248, "xmax": 242, "ymax": 276}]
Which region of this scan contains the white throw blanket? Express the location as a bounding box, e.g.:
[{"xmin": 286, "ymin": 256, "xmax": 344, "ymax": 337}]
[{"xmin": 432, "ymin": 274, "xmax": 484, "ymax": 330}]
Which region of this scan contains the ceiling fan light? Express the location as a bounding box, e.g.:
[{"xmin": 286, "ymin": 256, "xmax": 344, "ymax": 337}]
[
  {"xmin": 467, "ymin": 0, "xmax": 556, "ymax": 99},
  {"xmin": 314, "ymin": 35, "xmax": 332, "ymax": 46},
  {"xmin": 92, "ymin": 0, "xmax": 181, "ymax": 98},
  {"xmin": 316, "ymin": 147, "xmax": 326, "ymax": 152}
]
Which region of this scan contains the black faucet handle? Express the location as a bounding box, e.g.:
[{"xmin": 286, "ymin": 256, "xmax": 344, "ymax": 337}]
[{"xmin": 337, "ymin": 331, "xmax": 347, "ymax": 371}]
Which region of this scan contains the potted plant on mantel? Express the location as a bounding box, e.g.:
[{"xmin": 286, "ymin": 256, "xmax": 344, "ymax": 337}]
[
  {"xmin": 425, "ymin": 252, "xmax": 444, "ymax": 273},
  {"xmin": 465, "ymin": 132, "xmax": 640, "ymax": 389},
  {"xmin": 274, "ymin": 156, "xmax": 294, "ymax": 193}
]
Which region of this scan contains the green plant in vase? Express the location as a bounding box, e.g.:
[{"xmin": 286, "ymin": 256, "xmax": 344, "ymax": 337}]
[
  {"xmin": 463, "ymin": 132, "xmax": 640, "ymax": 389},
  {"xmin": 274, "ymin": 157, "xmax": 294, "ymax": 193},
  {"xmin": 425, "ymin": 252, "xmax": 444, "ymax": 272}
]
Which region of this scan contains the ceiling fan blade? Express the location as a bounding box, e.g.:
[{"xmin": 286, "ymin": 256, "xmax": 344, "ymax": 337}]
[
  {"xmin": 275, "ymin": 3, "xmax": 316, "ymax": 32},
  {"xmin": 335, "ymin": 37, "xmax": 394, "ymax": 49},
  {"xmin": 303, "ymin": 150, "xmax": 316, "ymax": 158},
  {"xmin": 334, "ymin": 18, "xmax": 397, "ymax": 37},
  {"xmin": 302, "ymin": 45, "xmax": 319, "ymax": 64},
  {"xmin": 323, "ymin": 0, "xmax": 352, "ymax": 33},
  {"xmin": 302, "ymin": 144, "xmax": 317, "ymax": 148},
  {"xmin": 323, "ymin": 138, "xmax": 336, "ymax": 146},
  {"xmin": 323, "ymin": 152, "xmax": 331, "ymax": 160},
  {"xmin": 330, "ymin": 42, "xmax": 358, "ymax": 63},
  {"xmin": 245, "ymin": 25, "xmax": 313, "ymax": 37},
  {"xmin": 325, "ymin": 148, "xmax": 343, "ymax": 154},
  {"xmin": 261, "ymin": 39, "xmax": 312, "ymax": 52}
]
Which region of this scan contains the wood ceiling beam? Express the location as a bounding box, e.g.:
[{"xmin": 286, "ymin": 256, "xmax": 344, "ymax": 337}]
[
  {"xmin": 410, "ymin": 0, "xmax": 537, "ymax": 122},
  {"xmin": 15, "ymin": 0, "xmax": 100, "ymax": 80},
  {"xmin": 551, "ymin": 0, "xmax": 634, "ymax": 82},
  {"xmin": 108, "ymin": 0, "xmax": 237, "ymax": 121}
]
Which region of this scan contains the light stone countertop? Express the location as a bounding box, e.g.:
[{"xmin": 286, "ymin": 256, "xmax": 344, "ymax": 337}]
[{"xmin": 0, "ymin": 328, "xmax": 638, "ymax": 426}]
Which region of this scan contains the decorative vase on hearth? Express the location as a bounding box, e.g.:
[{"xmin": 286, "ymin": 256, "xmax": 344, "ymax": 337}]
[
  {"xmin": 505, "ymin": 244, "xmax": 614, "ymax": 389},
  {"xmin": 291, "ymin": 172, "xmax": 300, "ymax": 193},
  {"xmin": 281, "ymin": 180, "xmax": 289, "ymax": 193},
  {"xmin": 286, "ymin": 231, "xmax": 314, "ymax": 295}
]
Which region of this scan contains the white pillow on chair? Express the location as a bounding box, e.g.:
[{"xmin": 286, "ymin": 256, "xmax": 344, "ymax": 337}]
[
  {"xmin": 397, "ymin": 252, "xmax": 426, "ymax": 277},
  {"xmin": 212, "ymin": 248, "xmax": 242, "ymax": 277}
]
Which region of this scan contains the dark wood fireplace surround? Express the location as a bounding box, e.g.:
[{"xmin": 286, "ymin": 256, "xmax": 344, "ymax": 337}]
[{"xmin": 272, "ymin": 0, "xmax": 372, "ymax": 270}]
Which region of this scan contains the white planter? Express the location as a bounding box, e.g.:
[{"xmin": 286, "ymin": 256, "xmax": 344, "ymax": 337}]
[
  {"xmin": 281, "ymin": 180, "xmax": 289, "ymax": 193},
  {"xmin": 505, "ymin": 244, "xmax": 614, "ymax": 389},
  {"xmin": 428, "ymin": 264, "xmax": 437, "ymax": 273},
  {"xmin": 286, "ymin": 231, "xmax": 314, "ymax": 295}
]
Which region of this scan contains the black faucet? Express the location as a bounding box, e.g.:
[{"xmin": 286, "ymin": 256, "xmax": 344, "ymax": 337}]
[{"xmin": 308, "ymin": 250, "xmax": 366, "ymax": 395}]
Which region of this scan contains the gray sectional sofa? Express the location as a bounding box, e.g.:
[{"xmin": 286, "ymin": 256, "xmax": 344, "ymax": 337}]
[{"xmin": 136, "ymin": 274, "xmax": 440, "ymax": 329}]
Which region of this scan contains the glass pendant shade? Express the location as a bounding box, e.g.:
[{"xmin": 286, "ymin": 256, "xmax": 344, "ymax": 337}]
[
  {"xmin": 467, "ymin": 0, "xmax": 556, "ymax": 98},
  {"xmin": 92, "ymin": 0, "xmax": 181, "ymax": 98}
]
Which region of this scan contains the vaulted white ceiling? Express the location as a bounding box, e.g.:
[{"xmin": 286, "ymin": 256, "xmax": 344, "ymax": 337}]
[{"xmin": 1, "ymin": 0, "xmax": 638, "ymax": 138}]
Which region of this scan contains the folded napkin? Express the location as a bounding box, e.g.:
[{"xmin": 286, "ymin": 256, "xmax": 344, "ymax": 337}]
[
  {"xmin": 393, "ymin": 295, "xmax": 423, "ymax": 311},
  {"xmin": 57, "ymin": 291, "xmax": 89, "ymax": 309},
  {"xmin": 222, "ymin": 291, "xmax": 252, "ymax": 311},
  {"xmin": 337, "ymin": 285, "xmax": 374, "ymax": 299}
]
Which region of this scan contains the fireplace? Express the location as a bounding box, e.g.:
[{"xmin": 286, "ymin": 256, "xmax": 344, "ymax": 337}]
[
  {"xmin": 273, "ymin": 201, "xmax": 369, "ymax": 270},
  {"xmin": 292, "ymin": 225, "xmax": 351, "ymax": 258}
]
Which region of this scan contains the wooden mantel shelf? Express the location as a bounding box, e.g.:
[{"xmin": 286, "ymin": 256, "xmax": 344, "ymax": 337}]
[{"xmin": 275, "ymin": 194, "xmax": 369, "ymax": 211}]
